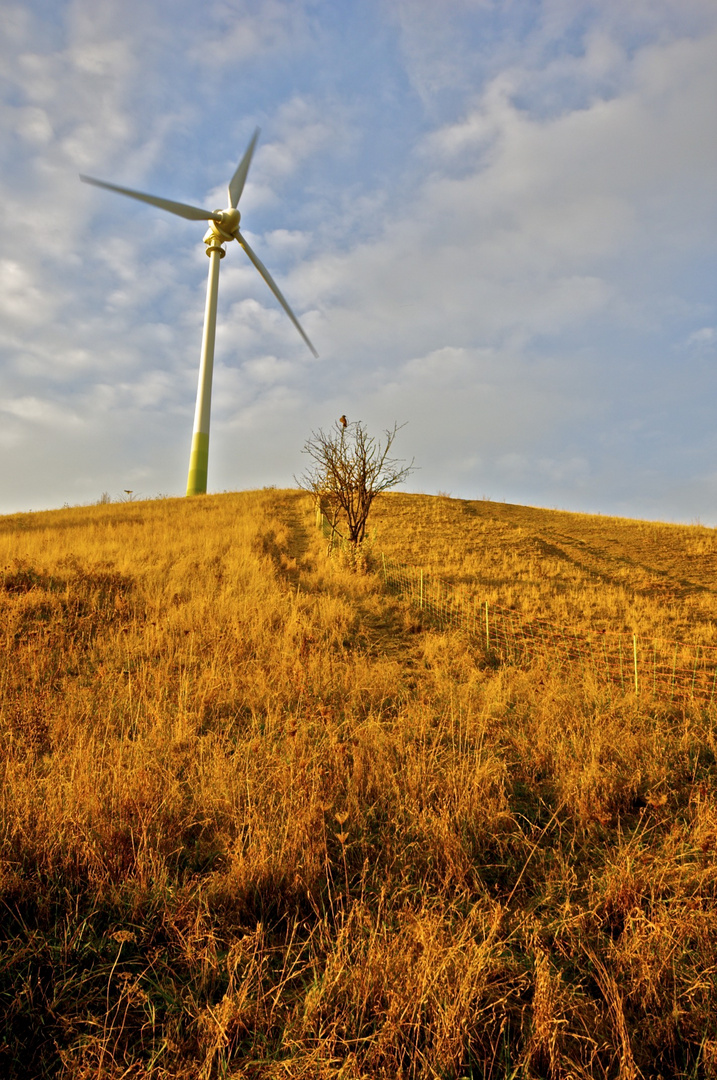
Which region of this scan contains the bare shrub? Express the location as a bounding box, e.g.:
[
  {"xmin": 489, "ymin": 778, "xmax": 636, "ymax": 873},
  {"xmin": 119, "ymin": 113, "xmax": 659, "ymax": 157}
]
[{"xmin": 297, "ymin": 419, "xmax": 414, "ymax": 559}]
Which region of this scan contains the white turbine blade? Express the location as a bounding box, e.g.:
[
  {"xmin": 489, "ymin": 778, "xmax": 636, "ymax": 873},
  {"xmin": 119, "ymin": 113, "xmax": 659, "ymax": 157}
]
[
  {"xmin": 236, "ymin": 231, "xmax": 318, "ymax": 358},
  {"xmin": 80, "ymin": 175, "xmax": 220, "ymax": 222},
  {"xmin": 228, "ymin": 127, "xmax": 260, "ymax": 209}
]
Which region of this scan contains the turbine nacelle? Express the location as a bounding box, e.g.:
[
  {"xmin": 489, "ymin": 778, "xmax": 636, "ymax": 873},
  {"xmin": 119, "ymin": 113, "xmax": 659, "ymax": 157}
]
[
  {"xmin": 214, "ymin": 207, "xmax": 240, "ymax": 237},
  {"xmin": 204, "ymin": 208, "xmax": 242, "ymax": 252}
]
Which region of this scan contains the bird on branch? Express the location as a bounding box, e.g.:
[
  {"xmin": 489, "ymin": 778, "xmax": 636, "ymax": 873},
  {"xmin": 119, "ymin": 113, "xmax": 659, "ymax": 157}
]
[{"xmin": 339, "ymin": 415, "xmax": 347, "ymax": 428}]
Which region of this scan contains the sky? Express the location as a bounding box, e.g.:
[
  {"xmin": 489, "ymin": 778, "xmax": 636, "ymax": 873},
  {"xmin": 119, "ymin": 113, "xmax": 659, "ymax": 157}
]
[{"xmin": 1, "ymin": 0, "xmax": 717, "ymax": 522}]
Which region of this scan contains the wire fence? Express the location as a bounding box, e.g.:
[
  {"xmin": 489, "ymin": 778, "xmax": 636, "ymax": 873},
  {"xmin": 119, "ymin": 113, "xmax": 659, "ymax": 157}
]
[
  {"xmin": 380, "ymin": 555, "xmax": 717, "ymax": 704},
  {"xmin": 315, "ymin": 503, "xmax": 717, "ymax": 705},
  {"xmin": 315, "ymin": 501, "xmax": 349, "ymax": 551}
]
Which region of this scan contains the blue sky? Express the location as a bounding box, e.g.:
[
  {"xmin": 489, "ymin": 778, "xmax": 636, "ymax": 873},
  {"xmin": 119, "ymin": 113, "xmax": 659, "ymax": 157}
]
[{"xmin": 1, "ymin": 0, "xmax": 716, "ymax": 521}]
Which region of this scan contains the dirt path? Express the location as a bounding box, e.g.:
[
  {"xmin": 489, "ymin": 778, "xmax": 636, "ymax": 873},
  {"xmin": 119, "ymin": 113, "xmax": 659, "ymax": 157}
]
[{"xmin": 272, "ymin": 492, "xmax": 427, "ymax": 667}]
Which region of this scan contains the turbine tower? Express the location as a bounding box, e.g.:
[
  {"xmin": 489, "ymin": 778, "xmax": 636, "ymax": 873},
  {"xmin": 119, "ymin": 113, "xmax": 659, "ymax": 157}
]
[{"xmin": 81, "ymin": 129, "xmax": 317, "ymax": 496}]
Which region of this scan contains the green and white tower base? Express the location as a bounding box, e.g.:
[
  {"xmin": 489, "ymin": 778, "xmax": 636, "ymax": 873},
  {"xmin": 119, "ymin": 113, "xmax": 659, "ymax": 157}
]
[{"xmin": 186, "ymin": 230, "xmax": 225, "ymax": 496}]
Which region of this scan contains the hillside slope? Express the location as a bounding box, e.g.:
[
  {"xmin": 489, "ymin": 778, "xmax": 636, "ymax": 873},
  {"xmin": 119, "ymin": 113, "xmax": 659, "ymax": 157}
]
[
  {"xmin": 1, "ymin": 490, "xmax": 716, "ymax": 1078},
  {"xmin": 371, "ymin": 492, "xmax": 717, "ymax": 638}
]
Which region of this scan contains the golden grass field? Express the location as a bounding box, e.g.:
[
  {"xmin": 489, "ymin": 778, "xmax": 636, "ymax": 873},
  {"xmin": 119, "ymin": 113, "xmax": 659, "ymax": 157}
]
[{"xmin": 1, "ymin": 489, "xmax": 717, "ymax": 1078}]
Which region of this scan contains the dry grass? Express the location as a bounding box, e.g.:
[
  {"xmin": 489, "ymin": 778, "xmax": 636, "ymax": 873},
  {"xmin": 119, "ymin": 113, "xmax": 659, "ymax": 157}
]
[
  {"xmin": 1, "ymin": 489, "xmax": 716, "ymax": 1078},
  {"xmin": 371, "ymin": 492, "xmax": 717, "ymax": 640}
]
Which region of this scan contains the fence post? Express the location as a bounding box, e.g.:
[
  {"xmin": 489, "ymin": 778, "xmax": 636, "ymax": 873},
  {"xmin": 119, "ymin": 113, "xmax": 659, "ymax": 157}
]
[
  {"xmin": 419, "ymin": 569, "xmax": 424, "ymax": 609},
  {"xmin": 485, "ymin": 601, "xmax": 490, "ymax": 652},
  {"xmin": 633, "ymin": 634, "xmax": 639, "ymax": 695},
  {"xmin": 382, "ymin": 552, "xmax": 387, "ymax": 583},
  {"xmin": 692, "ymin": 646, "xmax": 700, "ymax": 698}
]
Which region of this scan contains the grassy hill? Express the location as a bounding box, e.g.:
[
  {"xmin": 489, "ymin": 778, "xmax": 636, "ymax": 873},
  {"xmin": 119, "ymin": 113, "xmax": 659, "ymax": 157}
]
[{"xmin": 1, "ymin": 490, "xmax": 716, "ymax": 1078}]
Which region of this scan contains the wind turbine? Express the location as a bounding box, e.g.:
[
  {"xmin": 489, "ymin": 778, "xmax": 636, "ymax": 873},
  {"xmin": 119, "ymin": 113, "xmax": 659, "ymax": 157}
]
[{"xmin": 80, "ymin": 129, "xmax": 317, "ymax": 496}]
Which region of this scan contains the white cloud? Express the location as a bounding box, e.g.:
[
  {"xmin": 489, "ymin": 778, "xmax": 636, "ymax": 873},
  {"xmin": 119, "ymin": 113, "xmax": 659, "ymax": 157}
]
[
  {"xmin": 262, "ymin": 228, "xmax": 311, "ymax": 258},
  {"xmin": 686, "ymin": 327, "xmax": 716, "ymax": 351},
  {"xmin": 14, "ymin": 106, "xmax": 54, "ymax": 145},
  {"xmin": 2, "ymin": 396, "xmax": 84, "ymax": 428},
  {"xmin": 496, "ymin": 452, "xmax": 590, "ymax": 487},
  {"xmin": 15, "ymin": 51, "xmax": 64, "ymax": 104},
  {"xmin": 189, "ymin": 0, "xmax": 313, "ymax": 67},
  {"xmin": 303, "ymin": 21, "xmax": 717, "ymax": 368},
  {"xmin": 251, "ymin": 97, "xmax": 352, "ymax": 194},
  {"xmin": 243, "ymin": 354, "xmax": 295, "ymax": 384},
  {"xmin": 388, "ymin": 0, "xmax": 494, "ymax": 107},
  {"xmin": 0, "ymin": 260, "xmax": 57, "ymax": 325}
]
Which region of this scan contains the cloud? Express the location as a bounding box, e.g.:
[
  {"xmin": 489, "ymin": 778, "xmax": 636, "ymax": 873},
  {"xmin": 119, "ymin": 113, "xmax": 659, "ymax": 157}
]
[
  {"xmin": 0, "ymin": 260, "xmax": 57, "ymax": 325},
  {"xmin": 242, "ymin": 354, "xmax": 295, "ymax": 384},
  {"xmin": 306, "ymin": 20, "xmax": 717, "ymax": 359},
  {"xmin": 188, "ymin": 0, "xmax": 313, "ymax": 67},
  {"xmin": 245, "ymin": 96, "xmax": 354, "ymax": 211},
  {"xmin": 496, "ymin": 451, "xmax": 590, "ymax": 487},
  {"xmin": 2, "ymin": 395, "xmax": 84, "ymax": 428},
  {"xmin": 685, "ymin": 326, "xmax": 717, "ymax": 352},
  {"xmin": 14, "ymin": 106, "xmax": 54, "ymax": 145}
]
